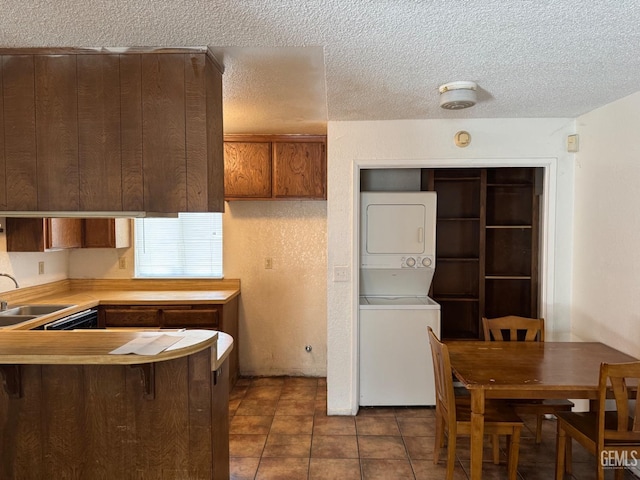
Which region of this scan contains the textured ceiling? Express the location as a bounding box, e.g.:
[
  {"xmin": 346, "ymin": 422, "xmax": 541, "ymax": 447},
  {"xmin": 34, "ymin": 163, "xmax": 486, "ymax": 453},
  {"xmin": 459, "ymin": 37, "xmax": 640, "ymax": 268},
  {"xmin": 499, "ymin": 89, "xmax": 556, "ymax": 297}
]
[{"xmin": 3, "ymin": 1, "xmax": 640, "ymax": 134}]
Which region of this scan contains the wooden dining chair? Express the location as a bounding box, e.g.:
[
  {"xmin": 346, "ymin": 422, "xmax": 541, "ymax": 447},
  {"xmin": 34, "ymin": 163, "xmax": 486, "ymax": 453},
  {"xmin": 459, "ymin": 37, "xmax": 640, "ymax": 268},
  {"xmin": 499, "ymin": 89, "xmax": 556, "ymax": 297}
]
[
  {"xmin": 428, "ymin": 327, "xmax": 523, "ymax": 480},
  {"xmin": 555, "ymin": 361, "xmax": 640, "ymax": 480},
  {"xmin": 482, "ymin": 315, "xmax": 574, "ymax": 443}
]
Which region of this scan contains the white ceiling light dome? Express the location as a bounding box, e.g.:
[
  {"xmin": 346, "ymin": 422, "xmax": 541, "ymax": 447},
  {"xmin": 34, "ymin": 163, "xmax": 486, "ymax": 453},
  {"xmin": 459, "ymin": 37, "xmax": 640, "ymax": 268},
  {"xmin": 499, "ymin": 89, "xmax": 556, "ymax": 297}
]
[{"xmin": 438, "ymin": 81, "xmax": 478, "ymax": 110}]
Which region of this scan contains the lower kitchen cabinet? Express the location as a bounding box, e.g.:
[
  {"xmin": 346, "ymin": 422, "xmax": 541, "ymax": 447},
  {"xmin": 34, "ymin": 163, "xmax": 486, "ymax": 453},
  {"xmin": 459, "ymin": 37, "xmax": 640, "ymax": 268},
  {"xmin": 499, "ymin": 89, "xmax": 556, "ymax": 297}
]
[{"xmin": 99, "ymin": 298, "xmax": 239, "ymax": 387}]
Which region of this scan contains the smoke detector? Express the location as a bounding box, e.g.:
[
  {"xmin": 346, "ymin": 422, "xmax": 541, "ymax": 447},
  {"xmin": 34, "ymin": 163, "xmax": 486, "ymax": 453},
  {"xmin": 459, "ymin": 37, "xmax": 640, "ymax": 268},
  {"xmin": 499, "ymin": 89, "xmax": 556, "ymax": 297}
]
[{"xmin": 438, "ymin": 81, "xmax": 478, "ymax": 110}]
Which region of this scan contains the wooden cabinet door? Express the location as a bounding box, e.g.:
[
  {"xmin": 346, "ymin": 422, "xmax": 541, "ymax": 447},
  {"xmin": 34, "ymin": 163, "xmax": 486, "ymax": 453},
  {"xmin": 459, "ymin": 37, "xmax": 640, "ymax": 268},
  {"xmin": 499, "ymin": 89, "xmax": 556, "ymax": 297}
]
[
  {"xmin": 83, "ymin": 219, "xmax": 130, "ymax": 248},
  {"xmin": 5, "ymin": 217, "xmax": 81, "ymax": 251},
  {"xmin": 5, "ymin": 218, "xmax": 46, "ymax": 251},
  {"xmin": 162, "ymin": 307, "xmax": 220, "ymax": 328},
  {"xmin": 47, "ymin": 218, "xmax": 82, "ymax": 249},
  {"xmin": 102, "ymin": 307, "xmax": 160, "ymax": 327},
  {"xmin": 224, "ymin": 142, "xmax": 272, "ymax": 198},
  {"xmin": 1, "ymin": 55, "xmax": 38, "ymax": 211},
  {"xmin": 273, "ymin": 142, "xmax": 326, "ymax": 199},
  {"xmin": 77, "ymin": 55, "xmax": 123, "ymax": 211},
  {"xmin": 34, "ymin": 55, "xmax": 80, "ymax": 211}
]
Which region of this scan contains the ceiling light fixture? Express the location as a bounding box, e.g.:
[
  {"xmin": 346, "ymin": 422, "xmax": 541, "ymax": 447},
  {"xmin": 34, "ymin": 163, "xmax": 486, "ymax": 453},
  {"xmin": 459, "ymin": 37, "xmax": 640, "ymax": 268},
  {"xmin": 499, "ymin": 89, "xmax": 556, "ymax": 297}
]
[{"xmin": 438, "ymin": 81, "xmax": 478, "ymax": 110}]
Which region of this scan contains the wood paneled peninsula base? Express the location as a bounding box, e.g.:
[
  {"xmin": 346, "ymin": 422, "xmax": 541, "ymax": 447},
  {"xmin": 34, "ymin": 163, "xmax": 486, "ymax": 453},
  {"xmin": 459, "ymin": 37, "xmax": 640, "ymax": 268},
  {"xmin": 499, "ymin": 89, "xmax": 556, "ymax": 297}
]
[{"xmin": 0, "ymin": 330, "xmax": 232, "ymax": 480}]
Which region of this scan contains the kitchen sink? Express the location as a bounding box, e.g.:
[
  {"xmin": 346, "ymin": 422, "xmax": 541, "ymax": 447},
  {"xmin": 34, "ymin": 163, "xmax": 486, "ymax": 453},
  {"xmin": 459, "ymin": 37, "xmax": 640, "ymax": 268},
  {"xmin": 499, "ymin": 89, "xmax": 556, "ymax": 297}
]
[
  {"xmin": 0, "ymin": 315, "xmax": 38, "ymax": 327},
  {"xmin": 0, "ymin": 304, "xmax": 74, "ymax": 317}
]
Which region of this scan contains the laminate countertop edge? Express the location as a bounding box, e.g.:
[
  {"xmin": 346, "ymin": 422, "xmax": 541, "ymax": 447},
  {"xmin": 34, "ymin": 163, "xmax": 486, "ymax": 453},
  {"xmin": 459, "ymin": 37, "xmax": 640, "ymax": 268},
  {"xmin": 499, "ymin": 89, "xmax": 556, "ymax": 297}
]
[{"xmin": 0, "ymin": 329, "xmax": 233, "ymax": 369}]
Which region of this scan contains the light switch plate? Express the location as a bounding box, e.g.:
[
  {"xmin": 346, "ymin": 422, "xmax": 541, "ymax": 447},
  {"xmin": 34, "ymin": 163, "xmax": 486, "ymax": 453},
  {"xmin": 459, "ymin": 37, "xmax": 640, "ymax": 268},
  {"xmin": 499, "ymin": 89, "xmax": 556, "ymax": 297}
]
[{"xmin": 333, "ymin": 266, "xmax": 350, "ymax": 282}]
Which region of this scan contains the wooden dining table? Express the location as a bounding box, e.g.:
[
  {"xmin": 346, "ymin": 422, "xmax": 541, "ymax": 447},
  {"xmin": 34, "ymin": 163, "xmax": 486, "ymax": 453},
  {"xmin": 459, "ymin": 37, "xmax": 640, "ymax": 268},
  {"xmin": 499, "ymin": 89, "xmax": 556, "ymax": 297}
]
[{"xmin": 446, "ymin": 340, "xmax": 638, "ymax": 480}]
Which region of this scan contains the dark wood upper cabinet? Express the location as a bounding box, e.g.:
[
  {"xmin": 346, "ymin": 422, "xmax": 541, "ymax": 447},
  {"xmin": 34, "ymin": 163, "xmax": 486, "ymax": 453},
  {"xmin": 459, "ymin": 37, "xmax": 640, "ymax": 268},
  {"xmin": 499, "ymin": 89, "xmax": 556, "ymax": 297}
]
[
  {"xmin": 83, "ymin": 219, "xmax": 131, "ymax": 248},
  {"xmin": 224, "ymin": 135, "xmax": 326, "ymax": 200},
  {"xmin": 6, "ymin": 218, "xmax": 130, "ymax": 251},
  {"xmin": 0, "ymin": 47, "xmax": 224, "ymax": 215},
  {"xmin": 5, "ymin": 218, "xmax": 82, "ymax": 252}
]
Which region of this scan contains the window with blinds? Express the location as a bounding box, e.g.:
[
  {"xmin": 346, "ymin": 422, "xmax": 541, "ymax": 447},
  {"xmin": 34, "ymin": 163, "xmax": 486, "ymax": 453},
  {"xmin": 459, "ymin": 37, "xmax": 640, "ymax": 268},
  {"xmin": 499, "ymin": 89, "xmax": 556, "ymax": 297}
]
[{"xmin": 134, "ymin": 213, "xmax": 223, "ymax": 278}]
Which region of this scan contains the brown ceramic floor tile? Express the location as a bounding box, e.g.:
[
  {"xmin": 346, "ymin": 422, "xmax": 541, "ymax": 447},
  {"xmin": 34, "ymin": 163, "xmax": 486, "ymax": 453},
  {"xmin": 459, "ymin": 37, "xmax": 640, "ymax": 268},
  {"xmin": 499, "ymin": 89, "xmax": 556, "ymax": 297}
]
[
  {"xmin": 230, "ymin": 415, "xmax": 274, "ymax": 435},
  {"xmin": 270, "ymin": 415, "xmax": 315, "ymax": 435},
  {"xmin": 229, "ymin": 434, "xmax": 268, "ymax": 457},
  {"xmin": 357, "ymin": 406, "xmax": 397, "ymax": 417},
  {"xmin": 236, "ymin": 398, "xmax": 279, "ymax": 416},
  {"xmin": 229, "ymin": 397, "xmax": 242, "ymax": 416},
  {"xmin": 262, "ymin": 433, "xmax": 312, "ymax": 458},
  {"xmin": 313, "ymin": 415, "xmax": 357, "ymax": 435},
  {"xmin": 244, "ymin": 386, "xmax": 282, "ymax": 401},
  {"xmin": 403, "ymin": 436, "xmax": 435, "ymax": 461},
  {"xmin": 235, "ymin": 378, "xmax": 252, "ymax": 387},
  {"xmin": 394, "ymin": 406, "xmax": 436, "ymax": 418},
  {"xmin": 230, "ymin": 386, "xmax": 249, "ymax": 401},
  {"xmin": 314, "ymin": 398, "xmax": 328, "ymax": 416},
  {"xmin": 361, "ymin": 458, "xmax": 415, "ymax": 480},
  {"xmin": 397, "ymin": 416, "xmax": 437, "ymax": 436},
  {"xmin": 411, "ymin": 459, "xmax": 467, "ymax": 480},
  {"xmin": 230, "ymin": 457, "xmax": 260, "ymax": 480},
  {"xmin": 275, "ymin": 398, "xmax": 317, "ymax": 416},
  {"xmin": 355, "ymin": 416, "xmax": 401, "ymax": 436},
  {"xmin": 284, "ymin": 376, "xmax": 319, "ymax": 388},
  {"xmin": 358, "ymin": 435, "xmax": 408, "ymax": 460},
  {"xmin": 280, "ymin": 386, "xmax": 318, "ymax": 400},
  {"xmin": 251, "ymin": 376, "xmax": 285, "ymax": 387},
  {"xmin": 309, "ymin": 458, "xmax": 362, "ymax": 480},
  {"xmin": 255, "ymin": 457, "xmax": 310, "ymax": 480},
  {"xmin": 311, "ymin": 435, "xmax": 359, "ymax": 459}
]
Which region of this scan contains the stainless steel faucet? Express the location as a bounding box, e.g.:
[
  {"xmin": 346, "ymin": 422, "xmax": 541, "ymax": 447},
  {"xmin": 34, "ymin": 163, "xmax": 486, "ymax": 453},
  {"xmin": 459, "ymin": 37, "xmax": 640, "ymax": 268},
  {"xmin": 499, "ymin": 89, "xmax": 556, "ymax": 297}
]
[{"xmin": 0, "ymin": 273, "xmax": 19, "ymax": 311}]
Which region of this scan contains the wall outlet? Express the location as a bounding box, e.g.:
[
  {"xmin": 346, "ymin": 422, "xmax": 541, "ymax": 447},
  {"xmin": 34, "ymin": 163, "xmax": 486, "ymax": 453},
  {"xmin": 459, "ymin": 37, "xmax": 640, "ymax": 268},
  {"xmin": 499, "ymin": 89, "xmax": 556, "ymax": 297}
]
[
  {"xmin": 118, "ymin": 257, "xmax": 127, "ymax": 269},
  {"xmin": 38, "ymin": 261, "xmax": 45, "ymax": 275},
  {"xmin": 265, "ymin": 257, "xmax": 273, "ymax": 269}
]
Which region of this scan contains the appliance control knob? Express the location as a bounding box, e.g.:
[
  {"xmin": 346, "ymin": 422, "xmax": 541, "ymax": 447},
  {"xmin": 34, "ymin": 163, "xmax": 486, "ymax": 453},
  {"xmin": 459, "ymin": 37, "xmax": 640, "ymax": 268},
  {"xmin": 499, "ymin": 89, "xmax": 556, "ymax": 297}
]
[
  {"xmin": 422, "ymin": 257, "xmax": 432, "ymax": 267},
  {"xmin": 405, "ymin": 257, "xmax": 416, "ymax": 267}
]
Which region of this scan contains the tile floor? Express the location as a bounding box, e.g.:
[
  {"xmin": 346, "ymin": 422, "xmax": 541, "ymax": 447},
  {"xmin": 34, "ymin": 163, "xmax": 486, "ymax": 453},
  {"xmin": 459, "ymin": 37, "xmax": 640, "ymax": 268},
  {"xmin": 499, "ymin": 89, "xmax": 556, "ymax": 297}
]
[{"xmin": 229, "ymin": 376, "xmax": 638, "ymax": 479}]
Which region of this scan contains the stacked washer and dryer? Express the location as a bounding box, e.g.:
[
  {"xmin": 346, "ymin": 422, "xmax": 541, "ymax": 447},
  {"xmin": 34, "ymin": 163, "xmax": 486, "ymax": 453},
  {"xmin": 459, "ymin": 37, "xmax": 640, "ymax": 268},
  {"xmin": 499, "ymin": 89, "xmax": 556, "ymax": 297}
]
[{"xmin": 359, "ymin": 191, "xmax": 441, "ymax": 406}]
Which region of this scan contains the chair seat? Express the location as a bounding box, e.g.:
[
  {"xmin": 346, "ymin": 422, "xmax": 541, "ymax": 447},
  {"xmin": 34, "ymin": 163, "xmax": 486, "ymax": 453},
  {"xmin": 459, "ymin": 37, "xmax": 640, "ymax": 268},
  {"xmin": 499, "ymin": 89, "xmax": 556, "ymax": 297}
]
[{"xmin": 557, "ymin": 411, "xmax": 640, "ymax": 446}]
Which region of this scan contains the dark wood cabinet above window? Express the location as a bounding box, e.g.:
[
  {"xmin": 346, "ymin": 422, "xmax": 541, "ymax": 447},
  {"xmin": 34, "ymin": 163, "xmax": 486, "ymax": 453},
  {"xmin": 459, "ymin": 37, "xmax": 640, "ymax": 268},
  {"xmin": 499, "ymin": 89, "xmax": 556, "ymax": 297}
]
[{"xmin": 224, "ymin": 134, "xmax": 327, "ymax": 200}]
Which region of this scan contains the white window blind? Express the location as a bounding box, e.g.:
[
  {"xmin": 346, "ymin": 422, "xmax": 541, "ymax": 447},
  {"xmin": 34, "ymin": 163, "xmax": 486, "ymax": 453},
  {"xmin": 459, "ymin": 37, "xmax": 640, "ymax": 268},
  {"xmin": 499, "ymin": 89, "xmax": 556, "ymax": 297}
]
[{"xmin": 134, "ymin": 213, "xmax": 223, "ymax": 278}]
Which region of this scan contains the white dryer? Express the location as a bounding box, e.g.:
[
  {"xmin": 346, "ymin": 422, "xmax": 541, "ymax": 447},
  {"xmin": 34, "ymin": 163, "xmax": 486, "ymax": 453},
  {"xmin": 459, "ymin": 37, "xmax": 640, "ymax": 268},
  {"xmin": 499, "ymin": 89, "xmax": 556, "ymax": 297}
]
[{"xmin": 359, "ymin": 191, "xmax": 441, "ymax": 406}]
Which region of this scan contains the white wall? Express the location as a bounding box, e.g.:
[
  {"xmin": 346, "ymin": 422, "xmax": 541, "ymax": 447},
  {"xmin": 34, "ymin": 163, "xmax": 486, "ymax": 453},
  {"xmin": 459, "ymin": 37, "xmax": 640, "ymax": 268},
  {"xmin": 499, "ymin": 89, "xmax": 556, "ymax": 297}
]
[
  {"xmin": 223, "ymin": 201, "xmax": 327, "ymax": 377},
  {"xmin": 572, "ymin": 92, "xmax": 640, "ymax": 356},
  {"xmin": 326, "ymin": 118, "xmax": 576, "ymax": 414}
]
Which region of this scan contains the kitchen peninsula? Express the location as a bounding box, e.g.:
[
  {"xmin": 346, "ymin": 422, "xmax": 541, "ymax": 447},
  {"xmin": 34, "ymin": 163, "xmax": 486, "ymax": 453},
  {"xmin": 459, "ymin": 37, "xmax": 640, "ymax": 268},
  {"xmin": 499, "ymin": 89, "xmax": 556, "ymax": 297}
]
[
  {"xmin": 0, "ymin": 329, "xmax": 232, "ymax": 479},
  {"xmin": 0, "ymin": 278, "xmax": 239, "ymax": 479}
]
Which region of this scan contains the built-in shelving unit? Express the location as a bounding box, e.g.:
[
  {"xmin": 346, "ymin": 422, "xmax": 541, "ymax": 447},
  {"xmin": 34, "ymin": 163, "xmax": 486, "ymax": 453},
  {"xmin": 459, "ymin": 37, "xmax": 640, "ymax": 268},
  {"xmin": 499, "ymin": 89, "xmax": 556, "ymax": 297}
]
[{"xmin": 423, "ymin": 167, "xmax": 541, "ymax": 339}]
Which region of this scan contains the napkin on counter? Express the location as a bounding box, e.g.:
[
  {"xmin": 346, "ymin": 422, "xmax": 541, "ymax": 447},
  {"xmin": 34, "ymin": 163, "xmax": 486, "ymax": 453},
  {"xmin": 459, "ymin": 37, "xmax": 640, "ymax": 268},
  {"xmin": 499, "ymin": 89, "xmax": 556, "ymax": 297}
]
[{"xmin": 109, "ymin": 334, "xmax": 184, "ymax": 355}]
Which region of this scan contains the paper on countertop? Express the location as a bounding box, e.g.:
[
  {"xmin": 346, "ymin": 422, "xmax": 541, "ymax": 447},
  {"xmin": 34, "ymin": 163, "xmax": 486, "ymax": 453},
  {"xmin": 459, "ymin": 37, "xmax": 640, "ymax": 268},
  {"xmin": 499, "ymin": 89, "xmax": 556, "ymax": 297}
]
[{"xmin": 109, "ymin": 334, "xmax": 184, "ymax": 355}]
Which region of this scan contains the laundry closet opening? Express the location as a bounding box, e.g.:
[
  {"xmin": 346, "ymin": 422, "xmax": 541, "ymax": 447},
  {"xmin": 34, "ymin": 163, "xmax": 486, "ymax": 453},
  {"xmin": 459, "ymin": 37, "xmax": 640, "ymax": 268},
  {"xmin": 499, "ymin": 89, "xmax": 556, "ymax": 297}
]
[{"xmin": 360, "ymin": 167, "xmax": 543, "ymax": 342}]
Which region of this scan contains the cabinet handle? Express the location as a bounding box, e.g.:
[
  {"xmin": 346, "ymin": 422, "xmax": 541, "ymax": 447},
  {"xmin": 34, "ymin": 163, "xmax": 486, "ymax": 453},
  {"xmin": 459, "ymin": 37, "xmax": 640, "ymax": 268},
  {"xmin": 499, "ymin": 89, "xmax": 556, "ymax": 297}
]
[{"xmin": 418, "ymin": 227, "xmax": 424, "ymax": 243}]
